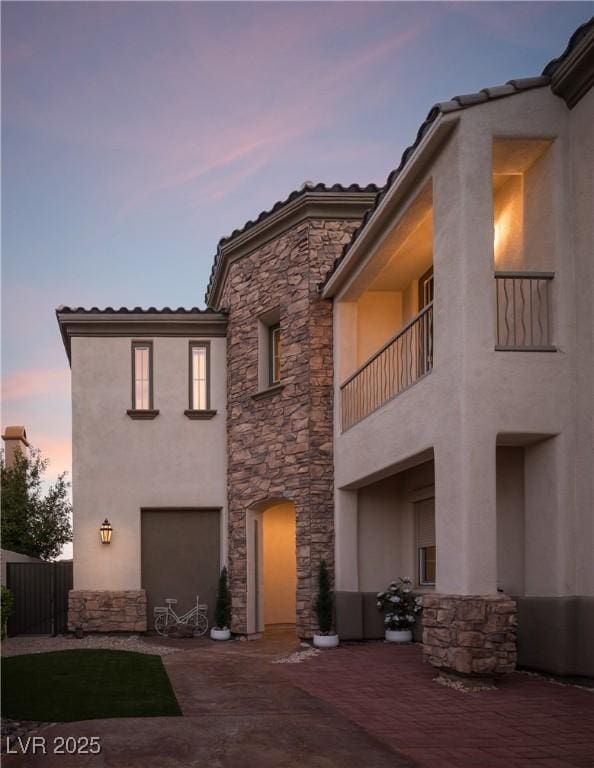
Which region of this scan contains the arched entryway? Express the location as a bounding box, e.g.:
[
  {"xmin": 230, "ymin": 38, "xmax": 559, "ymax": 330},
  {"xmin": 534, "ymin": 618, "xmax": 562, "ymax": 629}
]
[{"xmin": 246, "ymin": 499, "xmax": 296, "ymax": 635}]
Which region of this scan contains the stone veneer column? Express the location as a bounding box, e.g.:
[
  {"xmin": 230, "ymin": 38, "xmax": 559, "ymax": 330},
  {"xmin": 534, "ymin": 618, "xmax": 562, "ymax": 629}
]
[
  {"xmin": 68, "ymin": 590, "xmax": 147, "ymax": 632},
  {"xmin": 220, "ymin": 218, "xmax": 362, "ymax": 638},
  {"xmin": 422, "ymin": 594, "xmax": 517, "ymax": 676}
]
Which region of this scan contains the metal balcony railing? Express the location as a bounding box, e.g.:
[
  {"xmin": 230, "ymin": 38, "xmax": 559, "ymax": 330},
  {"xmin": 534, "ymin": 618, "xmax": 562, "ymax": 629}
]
[
  {"xmin": 340, "ymin": 302, "xmax": 433, "ymax": 431},
  {"xmin": 495, "ymin": 272, "xmax": 555, "ymax": 351}
]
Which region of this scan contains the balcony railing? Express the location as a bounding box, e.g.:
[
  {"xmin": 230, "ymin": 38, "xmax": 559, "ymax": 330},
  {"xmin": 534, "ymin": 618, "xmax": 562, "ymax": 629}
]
[
  {"xmin": 340, "ymin": 302, "xmax": 433, "ymax": 431},
  {"xmin": 495, "ymin": 272, "xmax": 555, "ymax": 351}
]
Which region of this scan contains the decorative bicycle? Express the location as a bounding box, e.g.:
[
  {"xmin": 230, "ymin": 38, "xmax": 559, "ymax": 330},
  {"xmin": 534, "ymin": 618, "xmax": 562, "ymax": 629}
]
[{"xmin": 153, "ymin": 596, "xmax": 209, "ymax": 637}]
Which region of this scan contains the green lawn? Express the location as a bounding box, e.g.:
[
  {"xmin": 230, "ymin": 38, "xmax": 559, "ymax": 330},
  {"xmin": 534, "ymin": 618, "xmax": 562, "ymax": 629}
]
[{"xmin": 1, "ymin": 649, "xmax": 182, "ymax": 721}]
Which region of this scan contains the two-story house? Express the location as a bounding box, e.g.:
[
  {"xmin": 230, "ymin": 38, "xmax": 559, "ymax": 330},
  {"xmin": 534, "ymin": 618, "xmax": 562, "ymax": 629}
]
[{"xmin": 58, "ymin": 19, "xmax": 593, "ymax": 677}]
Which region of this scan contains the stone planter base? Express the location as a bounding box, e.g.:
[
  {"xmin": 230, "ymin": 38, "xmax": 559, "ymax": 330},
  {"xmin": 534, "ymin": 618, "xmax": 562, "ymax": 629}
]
[
  {"xmin": 210, "ymin": 627, "xmax": 231, "ymax": 641},
  {"xmin": 421, "ymin": 593, "xmax": 517, "ymax": 676},
  {"xmin": 385, "ymin": 629, "xmax": 413, "ymax": 643},
  {"xmin": 68, "ymin": 590, "xmax": 147, "ymax": 633}
]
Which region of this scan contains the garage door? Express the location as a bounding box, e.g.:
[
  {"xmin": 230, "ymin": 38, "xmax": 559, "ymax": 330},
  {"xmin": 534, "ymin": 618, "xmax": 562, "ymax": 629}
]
[{"xmin": 141, "ymin": 508, "xmax": 220, "ymax": 628}]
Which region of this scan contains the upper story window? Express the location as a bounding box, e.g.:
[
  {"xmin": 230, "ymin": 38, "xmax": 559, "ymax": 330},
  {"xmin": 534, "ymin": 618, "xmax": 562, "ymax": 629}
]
[
  {"xmin": 255, "ymin": 307, "xmax": 283, "ymax": 398},
  {"xmin": 269, "ymin": 324, "xmax": 281, "ymax": 386},
  {"xmin": 189, "ymin": 342, "xmax": 209, "ymax": 410},
  {"xmin": 132, "ymin": 341, "xmax": 153, "ymax": 410}
]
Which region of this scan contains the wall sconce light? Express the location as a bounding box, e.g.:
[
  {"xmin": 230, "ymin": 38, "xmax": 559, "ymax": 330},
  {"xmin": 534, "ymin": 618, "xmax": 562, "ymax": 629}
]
[{"xmin": 100, "ymin": 519, "xmax": 113, "ymax": 544}]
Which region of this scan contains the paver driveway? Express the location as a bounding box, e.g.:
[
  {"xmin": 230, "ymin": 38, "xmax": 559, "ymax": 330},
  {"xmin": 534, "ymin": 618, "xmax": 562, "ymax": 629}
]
[
  {"xmin": 281, "ymin": 642, "xmax": 594, "ymax": 768},
  {"xmin": 2, "ymin": 630, "xmax": 410, "ymax": 768}
]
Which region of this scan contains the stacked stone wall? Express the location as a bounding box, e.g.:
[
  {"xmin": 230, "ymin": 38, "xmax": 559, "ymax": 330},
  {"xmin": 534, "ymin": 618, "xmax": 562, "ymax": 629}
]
[
  {"xmin": 221, "ymin": 218, "xmax": 360, "ymax": 637},
  {"xmin": 422, "ymin": 593, "xmax": 517, "ymax": 676},
  {"xmin": 68, "ymin": 590, "xmax": 147, "ymax": 632}
]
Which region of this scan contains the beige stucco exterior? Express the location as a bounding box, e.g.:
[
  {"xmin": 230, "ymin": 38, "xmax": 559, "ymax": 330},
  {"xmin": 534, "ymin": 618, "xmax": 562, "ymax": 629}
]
[
  {"xmin": 329, "ymin": 86, "xmax": 593, "ymax": 599},
  {"xmin": 70, "ymin": 334, "xmax": 228, "ymax": 592}
]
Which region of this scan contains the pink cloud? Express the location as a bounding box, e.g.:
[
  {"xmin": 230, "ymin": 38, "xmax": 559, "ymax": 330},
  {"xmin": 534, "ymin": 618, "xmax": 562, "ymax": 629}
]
[{"xmin": 2, "ymin": 368, "xmax": 70, "ymax": 402}]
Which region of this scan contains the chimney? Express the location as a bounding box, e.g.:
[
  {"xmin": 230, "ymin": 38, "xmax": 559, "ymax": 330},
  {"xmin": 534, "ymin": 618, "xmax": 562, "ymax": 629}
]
[{"xmin": 2, "ymin": 426, "xmax": 29, "ymax": 468}]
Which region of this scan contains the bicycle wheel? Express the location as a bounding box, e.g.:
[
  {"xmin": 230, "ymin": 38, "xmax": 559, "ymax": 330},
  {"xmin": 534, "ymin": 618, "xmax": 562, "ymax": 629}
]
[
  {"xmin": 188, "ymin": 612, "xmax": 208, "ymax": 637},
  {"xmin": 154, "ymin": 612, "xmax": 170, "ymax": 636}
]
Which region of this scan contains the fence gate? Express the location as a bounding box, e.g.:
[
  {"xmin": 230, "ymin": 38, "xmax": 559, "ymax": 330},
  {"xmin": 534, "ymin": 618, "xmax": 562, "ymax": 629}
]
[{"xmin": 6, "ymin": 561, "xmax": 73, "ymax": 636}]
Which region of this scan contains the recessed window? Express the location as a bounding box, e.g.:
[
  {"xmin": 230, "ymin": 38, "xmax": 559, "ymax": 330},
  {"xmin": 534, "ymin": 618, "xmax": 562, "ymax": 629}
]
[
  {"xmin": 132, "ymin": 342, "xmax": 153, "ymax": 410},
  {"xmin": 416, "ymin": 498, "xmax": 436, "ymax": 587},
  {"xmin": 269, "ymin": 324, "xmax": 281, "ymax": 386},
  {"xmin": 189, "ymin": 342, "xmax": 209, "ymax": 410}
]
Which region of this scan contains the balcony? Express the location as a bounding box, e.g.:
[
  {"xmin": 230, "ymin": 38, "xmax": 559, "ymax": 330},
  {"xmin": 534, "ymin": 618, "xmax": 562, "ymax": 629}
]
[
  {"xmin": 495, "ymin": 272, "xmax": 555, "ymax": 351},
  {"xmin": 340, "ymin": 302, "xmax": 433, "ymax": 431}
]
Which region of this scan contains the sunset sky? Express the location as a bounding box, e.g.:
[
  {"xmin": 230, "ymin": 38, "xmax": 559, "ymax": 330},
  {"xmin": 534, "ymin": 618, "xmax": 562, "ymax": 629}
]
[{"xmin": 2, "ymin": 1, "xmax": 592, "ymax": 498}]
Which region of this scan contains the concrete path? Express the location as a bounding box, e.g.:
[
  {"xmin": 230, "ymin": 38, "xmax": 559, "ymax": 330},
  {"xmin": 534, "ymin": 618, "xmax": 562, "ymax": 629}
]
[{"xmin": 3, "ymin": 630, "xmax": 411, "ymax": 768}]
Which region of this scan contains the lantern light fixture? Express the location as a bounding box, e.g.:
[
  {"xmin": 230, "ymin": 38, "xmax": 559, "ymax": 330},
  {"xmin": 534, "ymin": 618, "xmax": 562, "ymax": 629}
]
[{"xmin": 100, "ymin": 519, "xmax": 113, "ymax": 544}]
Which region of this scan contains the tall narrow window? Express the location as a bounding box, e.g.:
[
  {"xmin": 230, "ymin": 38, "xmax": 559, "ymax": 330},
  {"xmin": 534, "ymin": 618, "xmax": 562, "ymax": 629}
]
[
  {"xmin": 190, "ymin": 342, "xmax": 209, "ymax": 410},
  {"xmin": 132, "ymin": 342, "xmax": 153, "ymax": 410},
  {"xmin": 269, "ymin": 324, "xmax": 280, "ymax": 386}
]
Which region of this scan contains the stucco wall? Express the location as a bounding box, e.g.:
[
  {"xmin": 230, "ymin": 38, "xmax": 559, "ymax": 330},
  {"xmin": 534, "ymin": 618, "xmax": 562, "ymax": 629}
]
[
  {"xmin": 71, "ymin": 335, "xmax": 227, "ymax": 591},
  {"xmin": 333, "ymin": 87, "xmax": 592, "ymax": 603},
  {"xmin": 1, "ymin": 549, "xmax": 43, "ymax": 586}
]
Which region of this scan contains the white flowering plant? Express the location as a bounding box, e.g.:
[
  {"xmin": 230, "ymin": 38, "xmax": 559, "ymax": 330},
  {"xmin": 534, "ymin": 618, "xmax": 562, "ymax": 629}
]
[{"xmin": 376, "ymin": 577, "xmax": 422, "ymax": 630}]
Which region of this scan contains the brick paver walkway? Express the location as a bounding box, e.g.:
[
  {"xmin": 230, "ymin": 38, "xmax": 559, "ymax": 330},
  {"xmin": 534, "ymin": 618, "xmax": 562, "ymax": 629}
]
[{"xmin": 281, "ymin": 643, "xmax": 594, "ymax": 768}]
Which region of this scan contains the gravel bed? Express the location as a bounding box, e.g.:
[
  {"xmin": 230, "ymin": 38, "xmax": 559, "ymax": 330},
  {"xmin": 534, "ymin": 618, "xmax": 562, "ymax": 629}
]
[{"xmin": 1, "ymin": 634, "xmax": 180, "ymax": 658}]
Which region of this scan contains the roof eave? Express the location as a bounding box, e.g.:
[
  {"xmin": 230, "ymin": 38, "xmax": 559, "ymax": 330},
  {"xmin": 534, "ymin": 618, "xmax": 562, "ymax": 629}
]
[
  {"xmin": 56, "ymin": 310, "xmax": 228, "ymax": 365},
  {"xmin": 322, "ymin": 114, "xmax": 458, "ymax": 299},
  {"xmin": 206, "ymin": 189, "xmax": 377, "ymax": 309}
]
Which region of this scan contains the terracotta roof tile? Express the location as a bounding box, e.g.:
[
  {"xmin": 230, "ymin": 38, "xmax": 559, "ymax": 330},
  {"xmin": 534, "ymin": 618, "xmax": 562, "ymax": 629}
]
[
  {"xmin": 56, "ymin": 306, "xmax": 223, "ymax": 315},
  {"xmin": 205, "ymin": 182, "xmax": 380, "ymax": 304},
  {"xmin": 320, "ymin": 20, "xmax": 592, "ymax": 290}
]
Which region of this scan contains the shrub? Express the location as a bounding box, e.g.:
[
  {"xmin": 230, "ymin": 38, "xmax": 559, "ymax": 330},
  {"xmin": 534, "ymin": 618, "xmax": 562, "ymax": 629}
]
[
  {"xmin": 1, "ymin": 586, "xmax": 14, "ymax": 640},
  {"xmin": 214, "ymin": 566, "xmax": 231, "ymax": 630},
  {"xmin": 314, "ymin": 560, "xmax": 334, "ymax": 635},
  {"xmin": 376, "ymin": 577, "xmax": 422, "ymax": 631}
]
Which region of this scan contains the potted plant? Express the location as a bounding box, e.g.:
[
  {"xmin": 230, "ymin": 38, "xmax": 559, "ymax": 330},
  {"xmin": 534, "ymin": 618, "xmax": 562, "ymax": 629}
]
[
  {"xmin": 210, "ymin": 566, "xmax": 232, "ymax": 641},
  {"xmin": 313, "ymin": 560, "xmax": 339, "ymax": 649},
  {"xmin": 377, "ymin": 577, "xmax": 422, "ymax": 643}
]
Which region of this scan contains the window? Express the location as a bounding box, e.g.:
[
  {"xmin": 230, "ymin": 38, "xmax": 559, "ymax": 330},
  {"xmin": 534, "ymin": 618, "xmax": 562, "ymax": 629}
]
[
  {"xmin": 269, "ymin": 324, "xmax": 281, "ymax": 386},
  {"xmin": 415, "ymin": 498, "xmax": 436, "ymax": 586},
  {"xmin": 131, "ymin": 342, "xmax": 153, "ymax": 410},
  {"xmin": 189, "ymin": 342, "xmax": 209, "ymax": 410},
  {"xmin": 418, "ymin": 266, "xmax": 434, "ymax": 309}
]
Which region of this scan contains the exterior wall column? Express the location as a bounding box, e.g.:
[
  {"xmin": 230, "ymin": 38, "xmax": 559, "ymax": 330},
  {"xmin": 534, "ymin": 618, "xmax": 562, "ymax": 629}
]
[
  {"xmin": 424, "ymin": 122, "xmax": 517, "ymax": 676},
  {"xmin": 334, "ymin": 489, "xmax": 358, "ymax": 592}
]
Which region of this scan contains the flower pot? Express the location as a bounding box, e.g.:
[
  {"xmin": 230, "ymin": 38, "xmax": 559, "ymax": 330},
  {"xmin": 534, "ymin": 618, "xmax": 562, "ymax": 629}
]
[
  {"xmin": 210, "ymin": 627, "xmax": 231, "ymax": 641},
  {"xmin": 385, "ymin": 629, "xmax": 412, "ymax": 643},
  {"xmin": 313, "ymin": 633, "xmax": 339, "ymax": 649}
]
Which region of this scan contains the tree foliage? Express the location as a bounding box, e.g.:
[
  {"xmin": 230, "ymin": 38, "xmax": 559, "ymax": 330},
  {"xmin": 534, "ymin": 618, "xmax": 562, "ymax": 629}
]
[
  {"xmin": 314, "ymin": 559, "xmax": 334, "ymax": 634},
  {"xmin": 1, "ymin": 447, "xmax": 72, "ymax": 560},
  {"xmin": 215, "ymin": 566, "xmax": 231, "ymax": 629}
]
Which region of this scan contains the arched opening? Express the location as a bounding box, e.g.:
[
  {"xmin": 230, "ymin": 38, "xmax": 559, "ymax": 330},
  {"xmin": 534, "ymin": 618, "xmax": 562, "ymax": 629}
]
[{"xmin": 246, "ymin": 499, "xmax": 296, "ymax": 635}]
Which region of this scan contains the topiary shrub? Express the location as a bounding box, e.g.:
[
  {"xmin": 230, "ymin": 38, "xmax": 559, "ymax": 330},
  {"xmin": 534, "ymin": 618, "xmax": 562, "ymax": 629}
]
[
  {"xmin": 214, "ymin": 566, "xmax": 231, "ymax": 630},
  {"xmin": 314, "ymin": 560, "xmax": 334, "ymax": 635}
]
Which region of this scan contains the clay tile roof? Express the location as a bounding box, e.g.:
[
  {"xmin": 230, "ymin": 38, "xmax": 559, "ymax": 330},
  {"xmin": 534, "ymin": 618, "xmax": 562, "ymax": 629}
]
[
  {"xmin": 204, "ymin": 182, "xmax": 380, "ymax": 304},
  {"xmin": 319, "ymin": 19, "xmax": 594, "ymax": 291},
  {"xmin": 55, "ymin": 306, "xmax": 223, "ymax": 315}
]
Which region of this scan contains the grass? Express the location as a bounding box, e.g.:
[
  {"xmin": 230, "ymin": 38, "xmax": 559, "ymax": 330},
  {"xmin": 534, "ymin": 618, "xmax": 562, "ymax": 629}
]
[{"xmin": 1, "ymin": 649, "xmax": 182, "ymax": 721}]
